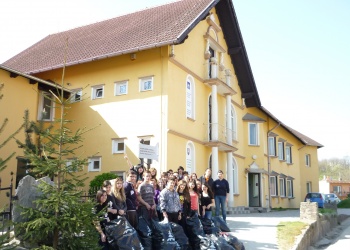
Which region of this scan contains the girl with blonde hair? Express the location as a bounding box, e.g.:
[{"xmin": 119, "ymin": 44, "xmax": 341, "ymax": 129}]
[{"xmin": 112, "ymin": 178, "xmax": 127, "ymax": 216}]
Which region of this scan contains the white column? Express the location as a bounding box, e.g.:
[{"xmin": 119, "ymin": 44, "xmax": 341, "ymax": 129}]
[
  {"xmin": 226, "ymin": 152, "xmax": 234, "ymax": 207},
  {"xmin": 211, "ymin": 84, "xmax": 218, "ymax": 140},
  {"xmin": 212, "ymin": 147, "xmax": 218, "ymax": 177}
]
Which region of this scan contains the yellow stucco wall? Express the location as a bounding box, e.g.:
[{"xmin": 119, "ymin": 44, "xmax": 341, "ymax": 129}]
[{"xmin": 0, "ymin": 69, "xmax": 39, "ymax": 205}]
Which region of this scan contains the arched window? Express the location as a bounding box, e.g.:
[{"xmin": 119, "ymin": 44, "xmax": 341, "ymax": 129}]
[
  {"xmin": 186, "ymin": 75, "xmax": 195, "ymax": 119},
  {"xmin": 231, "ymin": 105, "xmax": 237, "ymax": 141},
  {"xmin": 208, "ymin": 95, "xmax": 212, "ymax": 140},
  {"xmin": 232, "ymin": 157, "xmax": 238, "ymax": 194},
  {"xmin": 186, "ymin": 141, "xmax": 195, "ymax": 174}
]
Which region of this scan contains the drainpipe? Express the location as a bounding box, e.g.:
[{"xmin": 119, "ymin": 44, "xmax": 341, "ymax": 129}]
[{"xmin": 267, "ymin": 121, "xmax": 281, "ymax": 210}]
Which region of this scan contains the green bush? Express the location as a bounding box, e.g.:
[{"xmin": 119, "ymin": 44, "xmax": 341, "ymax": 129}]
[
  {"xmin": 338, "ymin": 198, "xmax": 350, "ymax": 208},
  {"xmin": 89, "ymin": 172, "xmax": 118, "ymax": 195}
]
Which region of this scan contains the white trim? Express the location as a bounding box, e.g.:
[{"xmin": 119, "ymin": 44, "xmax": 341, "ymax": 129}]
[
  {"xmin": 88, "ymin": 157, "xmax": 101, "ymax": 172},
  {"xmin": 248, "ymin": 122, "xmax": 259, "ymax": 146},
  {"xmin": 186, "ymin": 75, "xmax": 196, "ymax": 120},
  {"xmin": 91, "ymin": 84, "xmax": 104, "ymax": 99},
  {"xmin": 139, "ymin": 76, "xmax": 153, "ymax": 92},
  {"xmin": 112, "ymin": 139, "xmax": 125, "ymax": 154},
  {"xmin": 37, "ymin": 91, "xmax": 55, "ymax": 121},
  {"xmin": 114, "ymin": 80, "xmax": 128, "ymax": 95}
]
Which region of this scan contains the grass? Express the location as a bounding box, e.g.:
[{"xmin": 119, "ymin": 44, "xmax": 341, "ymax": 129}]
[{"xmin": 277, "ymin": 221, "xmax": 308, "ymax": 250}]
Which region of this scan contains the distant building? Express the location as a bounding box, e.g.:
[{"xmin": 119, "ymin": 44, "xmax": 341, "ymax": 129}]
[{"xmin": 319, "ymin": 176, "xmax": 350, "ymax": 200}]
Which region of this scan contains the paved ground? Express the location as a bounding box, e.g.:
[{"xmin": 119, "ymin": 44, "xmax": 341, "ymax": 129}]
[
  {"xmin": 227, "ymin": 209, "xmax": 300, "ymax": 249},
  {"xmin": 227, "ymin": 208, "xmax": 350, "ymax": 250}
]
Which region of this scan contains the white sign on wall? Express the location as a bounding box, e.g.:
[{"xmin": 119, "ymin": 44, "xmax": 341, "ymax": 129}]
[{"xmin": 139, "ymin": 143, "xmax": 159, "ymax": 161}]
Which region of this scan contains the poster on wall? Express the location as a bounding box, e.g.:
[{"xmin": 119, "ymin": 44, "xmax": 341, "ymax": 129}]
[
  {"xmin": 186, "ymin": 145, "xmax": 192, "ymax": 174},
  {"xmin": 186, "ymin": 80, "xmax": 192, "ymax": 118}
]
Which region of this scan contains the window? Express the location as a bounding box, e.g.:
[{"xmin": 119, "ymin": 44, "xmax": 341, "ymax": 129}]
[
  {"xmin": 38, "ymin": 91, "xmax": 55, "ymax": 121},
  {"xmin": 286, "ymin": 146, "xmax": 292, "ymax": 164},
  {"xmin": 186, "ymin": 75, "xmax": 195, "ymax": 119},
  {"xmin": 231, "ymin": 105, "xmax": 237, "ymax": 141},
  {"xmin": 115, "ymin": 81, "xmax": 128, "ymax": 95},
  {"xmin": 70, "ymin": 89, "xmax": 82, "ymax": 102},
  {"xmin": 305, "ymin": 154, "xmax": 311, "ymax": 167},
  {"xmin": 66, "ymin": 158, "xmax": 79, "ymax": 172},
  {"xmin": 88, "ymin": 157, "xmax": 101, "ymax": 172},
  {"xmin": 286, "ymin": 179, "xmax": 293, "ymax": 198},
  {"xmin": 185, "ymin": 141, "xmax": 195, "ymax": 174},
  {"xmin": 248, "ymin": 123, "xmax": 259, "ymax": 145},
  {"xmin": 112, "ymin": 139, "xmax": 125, "ymax": 154},
  {"xmin": 140, "ymin": 77, "xmax": 153, "ymax": 92},
  {"xmin": 279, "ymin": 178, "xmax": 285, "ymax": 197},
  {"xmin": 333, "ymin": 186, "xmax": 341, "ymax": 193},
  {"xmin": 270, "ymin": 176, "xmax": 277, "ymax": 196},
  {"xmin": 278, "ymin": 142, "xmax": 284, "ymax": 160},
  {"xmin": 91, "ymin": 85, "xmax": 104, "ymax": 99},
  {"xmin": 306, "ymin": 182, "xmax": 312, "ymax": 193},
  {"xmin": 232, "ymin": 157, "xmax": 238, "ymax": 194},
  {"xmin": 268, "ymin": 137, "xmax": 276, "ymax": 156}
]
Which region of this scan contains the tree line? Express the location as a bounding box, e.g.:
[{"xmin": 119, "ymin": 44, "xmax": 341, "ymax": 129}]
[{"xmin": 319, "ymin": 157, "xmax": 350, "ymax": 181}]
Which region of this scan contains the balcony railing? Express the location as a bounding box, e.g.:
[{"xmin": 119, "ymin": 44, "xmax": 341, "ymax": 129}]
[{"xmin": 203, "ymin": 123, "xmax": 238, "ymax": 152}]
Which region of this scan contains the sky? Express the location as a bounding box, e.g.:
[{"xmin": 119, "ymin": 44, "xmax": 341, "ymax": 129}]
[{"xmin": 1, "ymin": 0, "xmax": 349, "ymax": 160}]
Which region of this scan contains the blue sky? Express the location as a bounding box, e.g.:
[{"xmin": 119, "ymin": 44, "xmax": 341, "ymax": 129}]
[{"xmin": 1, "ymin": 0, "xmax": 349, "ymax": 160}]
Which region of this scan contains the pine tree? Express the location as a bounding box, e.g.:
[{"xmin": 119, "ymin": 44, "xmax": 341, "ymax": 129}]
[{"xmin": 14, "ymin": 60, "xmax": 101, "ymax": 249}]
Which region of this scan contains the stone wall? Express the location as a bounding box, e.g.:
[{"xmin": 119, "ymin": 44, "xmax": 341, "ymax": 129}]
[{"xmin": 292, "ymin": 202, "xmax": 338, "ymax": 250}]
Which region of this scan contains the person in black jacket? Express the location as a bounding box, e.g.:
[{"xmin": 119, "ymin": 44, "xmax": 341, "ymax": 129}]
[
  {"xmin": 94, "ymin": 190, "xmax": 111, "ymax": 250},
  {"xmin": 177, "ymin": 180, "xmax": 191, "ymax": 234},
  {"xmin": 212, "ymin": 170, "xmax": 230, "ymax": 222},
  {"xmin": 123, "ymin": 170, "xmax": 138, "ymax": 229},
  {"xmin": 199, "ymin": 168, "xmax": 214, "ymax": 188}
]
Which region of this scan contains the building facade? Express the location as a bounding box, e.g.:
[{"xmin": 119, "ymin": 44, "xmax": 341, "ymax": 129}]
[{"xmin": 0, "ymin": 0, "xmax": 322, "ymax": 210}]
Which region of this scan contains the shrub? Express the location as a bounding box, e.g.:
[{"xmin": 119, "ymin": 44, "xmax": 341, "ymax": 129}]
[{"xmin": 89, "ymin": 172, "xmax": 118, "ymax": 195}]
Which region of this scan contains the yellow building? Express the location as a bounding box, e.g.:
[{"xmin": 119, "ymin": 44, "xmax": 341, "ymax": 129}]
[{"xmin": 1, "ymin": 0, "xmax": 322, "ymax": 211}]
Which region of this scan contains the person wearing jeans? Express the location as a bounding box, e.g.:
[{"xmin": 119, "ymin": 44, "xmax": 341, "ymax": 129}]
[{"xmin": 212, "ymin": 170, "xmax": 230, "ymax": 222}]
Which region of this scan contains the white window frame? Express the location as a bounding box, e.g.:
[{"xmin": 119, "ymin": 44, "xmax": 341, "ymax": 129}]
[
  {"xmin": 185, "ymin": 141, "xmax": 195, "ymax": 174},
  {"xmin": 37, "ymin": 91, "xmax": 55, "ymax": 121},
  {"xmin": 70, "ymin": 88, "xmax": 82, "ymax": 103},
  {"xmin": 91, "ymin": 84, "xmax": 104, "ymax": 99},
  {"xmin": 186, "ymin": 75, "xmax": 195, "ymax": 120},
  {"xmin": 270, "ymin": 176, "xmax": 277, "ymax": 196},
  {"xmin": 232, "ymin": 157, "xmax": 239, "ymax": 194},
  {"xmin": 231, "ymin": 105, "xmax": 237, "ymax": 141},
  {"xmin": 88, "ymin": 157, "xmax": 101, "ymax": 172},
  {"xmin": 248, "ymin": 122, "xmax": 259, "ymax": 146},
  {"xmin": 112, "ymin": 139, "xmax": 125, "ymax": 154},
  {"xmin": 268, "ymin": 137, "xmax": 276, "ymax": 156},
  {"xmin": 114, "ymin": 81, "xmax": 128, "ymax": 96},
  {"xmin": 139, "ymin": 76, "xmax": 153, "ymax": 92},
  {"xmin": 286, "ymin": 179, "xmax": 293, "ymax": 198},
  {"xmin": 66, "ymin": 158, "xmax": 78, "ymax": 172},
  {"xmin": 286, "ymin": 146, "xmax": 292, "ymax": 164},
  {"xmin": 305, "ymin": 154, "xmax": 311, "ymax": 167},
  {"xmin": 333, "ymin": 186, "xmax": 341, "ymax": 193},
  {"xmin": 279, "ymin": 178, "xmax": 285, "ymax": 197},
  {"xmin": 278, "ymin": 142, "xmax": 284, "ymax": 160}
]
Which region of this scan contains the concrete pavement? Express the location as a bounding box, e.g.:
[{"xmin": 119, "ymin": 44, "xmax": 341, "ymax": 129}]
[{"xmin": 227, "ymin": 209, "xmax": 300, "ymax": 249}]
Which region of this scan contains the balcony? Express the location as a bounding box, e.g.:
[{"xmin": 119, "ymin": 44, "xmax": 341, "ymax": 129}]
[
  {"xmin": 203, "ymin": 123, "xmax": 238, "ymax": 152},
  {"xmin": 204, "ymin": 78, "xmax": 237, "ymax": 96}
]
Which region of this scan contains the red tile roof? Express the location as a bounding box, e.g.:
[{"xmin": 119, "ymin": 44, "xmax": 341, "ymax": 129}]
[{"xmin": 3, "ymin": 0, "xmax": 216, "ymax": 74}]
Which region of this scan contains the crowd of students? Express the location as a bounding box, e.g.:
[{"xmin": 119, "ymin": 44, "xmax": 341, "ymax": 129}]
[{"xmin": 94, "ymin": 155, "xmax": 230, "ymax": 249}]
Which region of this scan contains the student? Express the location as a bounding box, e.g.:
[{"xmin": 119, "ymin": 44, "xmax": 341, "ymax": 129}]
[
  {"xmin": 188, "ymin": 180, "xmax": 200, "ymax": 215},
  {"xmin": 102, "ymin": 180, "xmax": 118, "ymax": 220},
  {"xmin": 149, "ymin": 167, "xmax": 158, "ymax": 180},
  {"xmin": 200, "ymin": 183, "xmax": 215, "ymax": 219},
  {"xmin": 199, "ymin": 168, "xmax": 214, "ymax": 188},
  {"xmin": 159, "ymin": 178, "xmax": 182, "ymax": 223},
  {"xmin": 93, "ymin": 190, "xmax": 110, "ymax": 250},
  {"xmin": 137, "ymin": 171, "xmax": 156, "ymax": 221},
  {"xmin": 124, "ymin": 154, "xmax": 144, "ymax": 182},
  {"xmin": 212, "ymin": 170, "xmax": 230, "ymax": 222},
  {"xmin": 123, "ymin": 170, "xmax": 138, "ymax": 229},
  {"xmin": 150, "ymin": 178, "xmax": 162, "ymax": 220},
  {"xmin": 112, "ymin": 178, "xmax": 127, "ymax": 216},
  {"xmin": 177, "ymin": 166, "xmax": 184, "ymax": 180}
]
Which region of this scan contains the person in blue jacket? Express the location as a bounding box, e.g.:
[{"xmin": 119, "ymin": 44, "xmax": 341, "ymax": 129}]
[{"xmin": 212, "ymin": 170, "xmax": 230, "ymax": 222}]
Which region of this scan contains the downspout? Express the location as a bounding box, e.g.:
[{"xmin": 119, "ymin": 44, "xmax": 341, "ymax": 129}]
[{"xmin": 267, "ymin": 121, "xmax": 281, "ymax": 210}]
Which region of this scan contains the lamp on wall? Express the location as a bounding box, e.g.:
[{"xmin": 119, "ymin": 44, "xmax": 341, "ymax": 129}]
[{"xmin": 130, "ymin": 53, "xmax": 136, "ymax": 61}]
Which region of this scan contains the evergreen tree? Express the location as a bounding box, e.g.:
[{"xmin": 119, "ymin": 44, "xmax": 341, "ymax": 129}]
[{"xmin": 14, "ymin": 64, "xmax": 100, "ymax": 249}]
